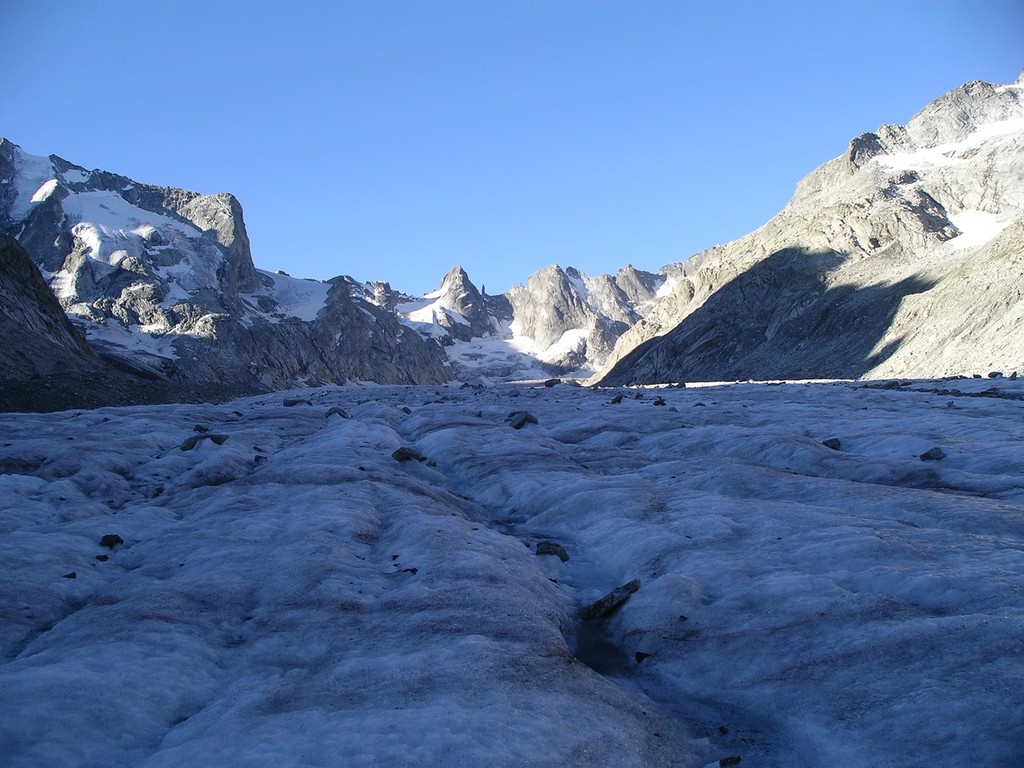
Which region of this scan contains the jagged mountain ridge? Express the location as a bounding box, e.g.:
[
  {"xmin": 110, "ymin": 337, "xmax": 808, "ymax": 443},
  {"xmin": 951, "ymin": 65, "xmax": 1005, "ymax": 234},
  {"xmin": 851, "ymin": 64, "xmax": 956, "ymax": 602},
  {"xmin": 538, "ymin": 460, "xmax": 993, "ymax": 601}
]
[
  {"xmin": 0, "ymin": 139, "xmax": 449, "ymax": 400},
  {"xmin": 395, "ymin": 263, "xmax": 665, "ymax": 380},
  {"xmin": 401, "ymin": 71, "xmax": 1024, "ymax": 385},
  {"xmin": 3, "ymin": 71, "xmax": 1022, "ymax": 403},
  {"xmin": 386, "ymin": 266, "xmax": 513, "ymax": 344},
  {"xmin": 0, "ymin": 137, "xmax": 662, "ymax": 393},
  {"xmin": 598, "ymin": 71, "xmax": 1024, "ymax": 385}
]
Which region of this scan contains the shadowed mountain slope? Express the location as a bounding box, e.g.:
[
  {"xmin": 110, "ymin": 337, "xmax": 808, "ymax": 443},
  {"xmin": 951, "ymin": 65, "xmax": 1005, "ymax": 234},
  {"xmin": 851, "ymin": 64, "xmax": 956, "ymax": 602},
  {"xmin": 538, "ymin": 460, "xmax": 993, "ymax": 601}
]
[{"xmin": 598, "ymin": 72, "xmax": 1024, "ymax": 385}]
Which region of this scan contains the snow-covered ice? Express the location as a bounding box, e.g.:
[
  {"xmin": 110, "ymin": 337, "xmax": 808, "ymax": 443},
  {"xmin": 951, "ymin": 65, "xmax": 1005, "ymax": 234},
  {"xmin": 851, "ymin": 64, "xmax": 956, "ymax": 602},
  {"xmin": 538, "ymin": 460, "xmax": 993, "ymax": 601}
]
[
  {"xmin": 945, "ymin": 209, "xmax": 1014, "ymax": 250},
  {"xmin": 79, "ymin": 318, "xmax": 182, "ymax": 361},
  {"xmin": 249, "ymin": 270, "xmax": 332, "ymax": 322},
  {"xmin": 1, "ymin": 378, "xmax": 1022, "ymax": 767},
  {"xmin": 396, "ymin": 295, "xmax": 472, "ymax": 338},
  {"xmin": 876, "ymin": 117, "xmax": 1024, "ymax": 171},
  {"xmin": 7, "ymin": 149, "xmax": 57, "ymax": 221},
  {"xmin": 442, "ymin": 329, "xmax": 555, "ymax": 381}
]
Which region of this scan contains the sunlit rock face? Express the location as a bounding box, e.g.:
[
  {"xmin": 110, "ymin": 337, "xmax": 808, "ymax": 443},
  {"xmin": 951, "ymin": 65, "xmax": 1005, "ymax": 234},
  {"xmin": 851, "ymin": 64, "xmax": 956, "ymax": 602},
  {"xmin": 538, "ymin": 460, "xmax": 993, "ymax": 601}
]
[
  {"xmin": 599, "ymin": 72, "xmax": 1024, "ymax": 385},
  {"xmin": 508, "ymin": 264, "xmax": 621, "ymax": 371},
  {"xmin": 392, "ymin": 262, "xmax": 662, "ymax": 381},
  {"xmin": 0, "ymin": 138, "xmax": 449, "ymax": 396},
  {"xmin": 503, "ymin": 263, "xmax": 663, "ymax": 373}
]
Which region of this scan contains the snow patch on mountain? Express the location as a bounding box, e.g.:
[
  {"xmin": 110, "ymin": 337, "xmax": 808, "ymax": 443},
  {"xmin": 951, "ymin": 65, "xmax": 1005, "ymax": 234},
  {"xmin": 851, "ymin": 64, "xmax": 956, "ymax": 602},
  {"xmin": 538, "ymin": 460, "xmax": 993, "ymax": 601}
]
[
  {"xmin": 396, "ymin": 295, "xmax": 472, "ymax": 337},
  {"xmin": 439, "ymin": 323, "xmax": 557, "ymax": 381},
  {"xmin": 29, "ymin": 178, "xmax": 58, "ymax": 204},
  {"xmin": 945, "ymin": 209, "xmax": 1013, "ymax": 249},
  {"xmin": 83, "ymin": 316, "xmax": 183, "ymax": 359},
  {"xmin": 876, "ymin": 117, "xmax": 1024, "ymax": 171},
  {"xmin": 246, "ymin": 270, "xmax": 332, "ymax": 322},
  {"xmin": 7, "ymin": 149, "xmax": 55, "ymax": 220}
]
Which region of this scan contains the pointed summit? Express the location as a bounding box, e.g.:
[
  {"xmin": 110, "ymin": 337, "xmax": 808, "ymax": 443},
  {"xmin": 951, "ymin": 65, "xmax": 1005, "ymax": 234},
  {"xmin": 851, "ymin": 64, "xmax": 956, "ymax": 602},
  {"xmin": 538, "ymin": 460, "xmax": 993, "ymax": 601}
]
[
  {"xmin": 402, "ymin": 265, "xmax": 511, "ymax": 344},
  {"xmin": 432, "ymin": 265, "xmax": 484, "ymax": 319}
]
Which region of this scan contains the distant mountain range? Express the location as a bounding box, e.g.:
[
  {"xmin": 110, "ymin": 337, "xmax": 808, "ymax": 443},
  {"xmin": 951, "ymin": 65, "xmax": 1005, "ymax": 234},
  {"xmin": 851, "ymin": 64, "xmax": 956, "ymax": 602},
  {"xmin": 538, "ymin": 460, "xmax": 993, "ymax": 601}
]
[{"xmin": 2, "ymin": 70, "xmax": 1022, "ymax": 409}]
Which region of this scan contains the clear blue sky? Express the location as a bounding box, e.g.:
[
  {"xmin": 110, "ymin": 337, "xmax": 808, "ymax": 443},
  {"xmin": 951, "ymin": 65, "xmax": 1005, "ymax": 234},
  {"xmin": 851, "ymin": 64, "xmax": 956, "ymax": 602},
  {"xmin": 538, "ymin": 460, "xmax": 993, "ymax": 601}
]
[{"xmin": 4, "ymin": 1, "xmax": 1022, "ymax": 296}]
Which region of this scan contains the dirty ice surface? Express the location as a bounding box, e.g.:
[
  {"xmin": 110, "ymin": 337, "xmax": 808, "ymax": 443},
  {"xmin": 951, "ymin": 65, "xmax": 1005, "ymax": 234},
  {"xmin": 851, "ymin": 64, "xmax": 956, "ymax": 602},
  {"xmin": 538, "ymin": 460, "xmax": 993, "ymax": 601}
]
[{"xmin": 1, "ymin": 378, "xmax": 1023, "ymax": 767}]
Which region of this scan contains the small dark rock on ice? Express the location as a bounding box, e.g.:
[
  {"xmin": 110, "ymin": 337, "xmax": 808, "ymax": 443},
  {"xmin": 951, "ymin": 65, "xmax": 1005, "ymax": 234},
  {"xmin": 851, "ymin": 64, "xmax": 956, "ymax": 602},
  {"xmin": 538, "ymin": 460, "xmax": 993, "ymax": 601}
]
[
  {"xmin": 392, "ymin": 447, "xmax": 427, "ymax": 463},
  {"xmin": 99, "ymin": 534, "xmax": 124, "ymax": 549},
  {"xmin": 536, "ymin": 541, "xmax": 569, "ymax": 562},
  {"xmin": 580, "ymin": 579, "xmax": 641, "ymax": 620},
  {"xmin": 506, "ymin": 411, "xmax": 538, "ymax": 429}
]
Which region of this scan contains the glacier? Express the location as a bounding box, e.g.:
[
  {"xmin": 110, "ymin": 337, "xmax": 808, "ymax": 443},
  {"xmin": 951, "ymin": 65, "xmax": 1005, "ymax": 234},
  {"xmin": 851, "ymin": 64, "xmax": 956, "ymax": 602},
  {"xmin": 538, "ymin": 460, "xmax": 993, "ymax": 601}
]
[{"xmin": 1, "ymin": 377, "xmax": 1022, "ymax": 767}]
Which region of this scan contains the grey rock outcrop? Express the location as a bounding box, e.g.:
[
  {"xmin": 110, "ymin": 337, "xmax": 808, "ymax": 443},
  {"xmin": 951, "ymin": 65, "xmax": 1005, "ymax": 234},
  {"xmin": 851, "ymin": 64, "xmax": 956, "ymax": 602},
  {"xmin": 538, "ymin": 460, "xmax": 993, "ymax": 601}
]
[
  {"xmin": 0, "ymin": 231, "xmax": 94, "ymax": 376},
  {"xmin": 580, "ymin": 579, "xmax": 641, "ymax": 621},
  {"xmin": 598, "ymin": 73, "xmax": 1024, "ymax": 385},
  {"xmin": 0, "ymin": 233, "xmax": 243, "ymax": 412},
  {"xmin": 507, "ymin": 264, "xmax": 663, "ymax": 372}
]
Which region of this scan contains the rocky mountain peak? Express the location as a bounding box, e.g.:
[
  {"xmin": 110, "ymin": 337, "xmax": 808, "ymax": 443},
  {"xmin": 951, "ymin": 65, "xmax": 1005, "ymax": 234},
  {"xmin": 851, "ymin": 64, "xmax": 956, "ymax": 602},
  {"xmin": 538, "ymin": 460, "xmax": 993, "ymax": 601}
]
[
  {"xmin": 614, "ymin": 263, "xmax": 664, "ymax": 306},
  {"xmin": 435, "ymin": 265, "xmax": 479, "ymax": 307},
  {"xmin": 394, "ymin": 265, "xmax": 513, "ymax": 354},
  {"xmin": 442, "ymin": 264, "xmax": 471, "ymax": 283},
  {"xmin": 903, "ymin": 77, "xmax": 1023, "ymax": 149},
  {"xmin": 498, "ymin": 262, "xmax": 664, "ymax": 373},
  {"xmin": 432, "ymin": 265, "xmax": 505, "ymax": 338},
  {"xmin": 598, "ymin": 72, "xmax": 1024, "ymax": 386},
  {"xmin": 0, "ymin": 138, "xmax": 449, "ymax": 398}
]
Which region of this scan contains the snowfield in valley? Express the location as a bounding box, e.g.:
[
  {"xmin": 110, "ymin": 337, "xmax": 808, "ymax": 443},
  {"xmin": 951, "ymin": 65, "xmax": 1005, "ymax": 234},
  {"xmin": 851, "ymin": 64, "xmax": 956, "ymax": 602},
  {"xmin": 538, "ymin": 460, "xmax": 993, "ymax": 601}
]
[{"xmin": 1, "ymin": 379, "xmax": 1023, "ymax": 767}]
